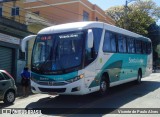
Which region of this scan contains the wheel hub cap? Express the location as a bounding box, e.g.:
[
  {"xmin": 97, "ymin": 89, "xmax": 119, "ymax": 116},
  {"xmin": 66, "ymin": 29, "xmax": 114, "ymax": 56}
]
[{"xmin": 7, "ymin": 92, "xmax": 14, "ymax": 102}]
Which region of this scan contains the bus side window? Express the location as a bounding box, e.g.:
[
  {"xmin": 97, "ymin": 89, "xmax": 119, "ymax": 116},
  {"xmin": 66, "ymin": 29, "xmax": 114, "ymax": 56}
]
[
  {"xmin": 92, "ymin": 28, "xmax": 103, "ymax": 56},
  {"xmin": 135, "ymin": 40, "xmax": 142, "ymax": 54},
  {"xmin": 110, "ymin": 33, "xmax": 116, "ymax": 52},
  {"xmin": 146, "ymin": 42, "xmax": 151, "ymax": 54},
  {"xmin": 127, "ymin": 38, "xmax": 135, "ymax": 53},
  {"xmin": 85, "ymin": 37, "xmax": 93, "ymax": 61},
  {"xmin": 142, "ymin": 41, "xmax": 147, "ymax": 54},
  {"xmin": 118, "ymin": 35, "xmax": 126, "ymax": 53},
  {"xmin": 103, "ymin": 31, "xmax": 111, "ymax": 52},
  {"xmin": 85, "ymin": 28, "xmax": 102, "ymax": 66},
  {"xmin": 103, "ymin": 31, "xmax": 116, "ymax": 53}
]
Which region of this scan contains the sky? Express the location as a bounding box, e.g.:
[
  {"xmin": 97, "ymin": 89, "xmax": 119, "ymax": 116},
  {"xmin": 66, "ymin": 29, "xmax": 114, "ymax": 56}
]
[
  {"xmin": 88, "ymin": 0, "xmax": 160, "ymax": 10},
  {"xmin": 88, "ymin": 0, "xmax": 160, "ymax": 24}
]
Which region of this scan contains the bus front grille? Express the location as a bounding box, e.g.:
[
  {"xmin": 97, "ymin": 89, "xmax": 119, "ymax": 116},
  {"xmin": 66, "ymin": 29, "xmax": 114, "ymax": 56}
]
[
  {"xmin": 37, "ymin": 81, "xmax": 68, "ymax": 86},
  {"xmin": 38, "ymin": 87, "xmax": 66, "ymax": 93}
]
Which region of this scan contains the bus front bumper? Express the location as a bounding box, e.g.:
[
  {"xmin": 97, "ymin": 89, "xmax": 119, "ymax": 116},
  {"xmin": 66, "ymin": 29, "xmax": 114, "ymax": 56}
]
[{"xmin": 30, "ymin": 79, "xmax": 87, "ymax": 95}]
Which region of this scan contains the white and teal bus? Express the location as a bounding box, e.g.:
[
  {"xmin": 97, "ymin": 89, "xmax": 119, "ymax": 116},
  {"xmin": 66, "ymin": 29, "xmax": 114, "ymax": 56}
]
[{"xmin": 21, "ymin": 22, "xmax": 152, "ymax": 95}]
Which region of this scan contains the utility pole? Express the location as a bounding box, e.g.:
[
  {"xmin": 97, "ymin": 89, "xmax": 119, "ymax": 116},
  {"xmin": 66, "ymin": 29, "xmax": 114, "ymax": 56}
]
[
  {"xmin": 124, "ymin": 0, "xmax": 128, "ymax": 29},
  {"xmin": 124, "ymin": 0, "xmax": 136, "ymax": 29}
]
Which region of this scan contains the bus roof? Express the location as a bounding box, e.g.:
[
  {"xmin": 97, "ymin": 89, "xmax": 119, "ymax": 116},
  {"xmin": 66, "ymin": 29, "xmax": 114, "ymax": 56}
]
[
  {"xmin": 38, "ymin": 21, "xmax": 103, "ymax": 34},
  {"xmin": 38, "ymin": 21, "xmax": 150, "ymax": 42}
]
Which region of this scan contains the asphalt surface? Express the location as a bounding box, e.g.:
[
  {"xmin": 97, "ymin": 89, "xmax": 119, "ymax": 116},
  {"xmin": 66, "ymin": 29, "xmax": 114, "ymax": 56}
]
[{"xmin": 0, "ymin": 73, "xmax": 160, "ymax": 117}]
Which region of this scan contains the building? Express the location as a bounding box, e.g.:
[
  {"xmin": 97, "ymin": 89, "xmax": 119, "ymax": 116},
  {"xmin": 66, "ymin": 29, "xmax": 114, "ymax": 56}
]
[
  {"xmin": 24, "ymin": 0, "xmax": 115, "ymax": 25},
  {"xmin": 0, "ymin": 0, "xmax": 31, "ymax": 82},
  {"xmin": 0, "ymin": 0, "xmax": 54, "ymax": 83},
  {"xmin": 24, "ymin": 0, "xmax": 115, "ymax": 72}
]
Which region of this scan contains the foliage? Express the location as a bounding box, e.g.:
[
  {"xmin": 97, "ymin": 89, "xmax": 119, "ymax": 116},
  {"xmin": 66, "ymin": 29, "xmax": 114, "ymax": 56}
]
[
  {"xmin": 106, "ymin": 0, "xmax": 160, "ymax": 35},
  {"xmin": 148, "ymin": 23, "xmax": 160, "ymax": 47},
  {"xmin": 106, "ymin": 6, "xmax": 124, "ymax": 21},
  {"xmin": 147, "ymin": 22, "xmax": 160, "ymax": 62}
]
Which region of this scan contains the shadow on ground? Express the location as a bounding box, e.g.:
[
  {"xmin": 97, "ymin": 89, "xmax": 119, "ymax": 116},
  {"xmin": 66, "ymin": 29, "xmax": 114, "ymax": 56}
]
[
  {"xmin": 0, "ymin": 83, "xmax": 33, "ymax": 108},
  {"xmin": 23, "ymin": 80, "xmax": 160, "ymax": 116}
]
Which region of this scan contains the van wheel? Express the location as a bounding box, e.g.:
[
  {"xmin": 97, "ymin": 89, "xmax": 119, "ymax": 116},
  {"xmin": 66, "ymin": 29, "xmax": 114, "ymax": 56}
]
[
  {"xmin": 3, "ymin": 90, "xmax": 15, "ymax": 104},
  {"xmin": 99, "ymin": 75, "xmax": 109, "ymax": 96},
  {"xmin": 136, "ymin": 70, "xmax": 142, "ymax": 84}
]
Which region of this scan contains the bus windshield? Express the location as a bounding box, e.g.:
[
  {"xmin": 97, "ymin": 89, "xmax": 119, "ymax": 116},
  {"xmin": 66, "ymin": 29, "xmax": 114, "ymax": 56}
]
[{"xmin": 31, "ymin": 31, "xmax": 84, "ymax": 74}]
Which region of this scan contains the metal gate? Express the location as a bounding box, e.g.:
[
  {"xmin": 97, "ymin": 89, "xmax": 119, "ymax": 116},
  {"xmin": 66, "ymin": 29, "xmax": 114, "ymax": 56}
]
[{"xmin": 0, "ymin": 46, "xmax": 13, "ymax": 74}]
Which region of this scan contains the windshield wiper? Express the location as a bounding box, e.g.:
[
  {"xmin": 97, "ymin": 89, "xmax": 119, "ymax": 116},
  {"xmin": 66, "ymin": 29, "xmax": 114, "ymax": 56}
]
[
  {"xmin": 38, "ymin": 47, "xmax": 53, "ymax": 73},
  {"xmin": 38, "ymin": 39, "xmax": 66, "ymax": 74}
]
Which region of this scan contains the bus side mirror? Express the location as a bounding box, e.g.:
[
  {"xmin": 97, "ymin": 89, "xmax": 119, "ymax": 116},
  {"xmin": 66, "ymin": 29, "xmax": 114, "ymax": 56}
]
[
  {"xmin": 21, "ymin": 35, "xmax": 36, "ymax": 52},
  {"xmin": 87, "ymin": 29, "xmax": 94, "ymax": 48}
]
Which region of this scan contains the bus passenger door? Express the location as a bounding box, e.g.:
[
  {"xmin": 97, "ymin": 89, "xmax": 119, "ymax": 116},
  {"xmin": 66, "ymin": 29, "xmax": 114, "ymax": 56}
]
[{"xmin": 83, "ymin": 29, "xmax": 97, "ymax": 91}]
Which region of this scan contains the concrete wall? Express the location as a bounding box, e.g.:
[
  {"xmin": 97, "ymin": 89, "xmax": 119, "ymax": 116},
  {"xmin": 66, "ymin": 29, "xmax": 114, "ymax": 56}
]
[{"xmin": 24, "ymin": 0, "xmax": 115, "ymax": 25}]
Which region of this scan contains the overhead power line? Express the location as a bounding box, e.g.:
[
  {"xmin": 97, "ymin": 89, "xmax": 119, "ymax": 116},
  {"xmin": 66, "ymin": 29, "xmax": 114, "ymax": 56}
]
[
  {"xmin": 3, "ymin": 3, "xmax": 55, "ymax": 25},
  {"xmin": 3, "ymin": 0, "xmax": 112, "ymax": 26},
  {"xmin": 3, "ymin": 2, "xmax": 78, "ymax": 24},
  {"xmin": 36, "ymin": 0, "xmax": 107, "ymax": 22}
]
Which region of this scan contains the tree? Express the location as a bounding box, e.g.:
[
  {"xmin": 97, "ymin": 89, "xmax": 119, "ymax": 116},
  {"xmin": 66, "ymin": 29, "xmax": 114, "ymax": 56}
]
[
  {"xmin": 148, "ymin": 22, "xmax": 160, "ymax": 47},
  {"xmin": 106, "ymin": 0, "xmax": 160, "ymax": 35},
  {"xmin": 116, "ymin": 10, "xmax": 154, "ymax": 35},
  {"xmin": 147, "ymin": 22, "xmax": 160, "ymax": 63},
  {"xmin": 106, "ymin": 6, "xmax": 124, "ymax": 22}
]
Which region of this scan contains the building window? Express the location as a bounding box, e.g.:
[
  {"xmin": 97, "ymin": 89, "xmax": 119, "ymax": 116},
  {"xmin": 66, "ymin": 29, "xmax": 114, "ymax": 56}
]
[
  {"xmin": 83, "ymin": 11, "xmax": 89, "ymax": 21},
  {"xmin": 11, "ymin": 7, "xmax": 19, "ymax": 16},
  {"xmin": 96, "ymin": 17, "xmax": 98, "ymax": 21},
  {"xmin": 33, "ymin": 11, "xmax": 40, "ymax": 15},
  {"xmin": 0, "ymin": 7, "xmax": 2, "ymax": 17}
]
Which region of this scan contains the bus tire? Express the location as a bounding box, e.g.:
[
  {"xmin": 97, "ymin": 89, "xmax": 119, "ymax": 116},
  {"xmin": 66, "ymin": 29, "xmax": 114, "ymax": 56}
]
[
  {"xmin": 99, "ymin": 75, "xmax": 109, "ymax": 96},
  {"xmin": 136, "ymin": 70, "xmax": 142, "ymax": 84}
]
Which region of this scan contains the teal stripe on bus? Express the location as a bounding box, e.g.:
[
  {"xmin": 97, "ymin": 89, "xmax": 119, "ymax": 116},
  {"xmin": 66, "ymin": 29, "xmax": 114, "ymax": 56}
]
[
  {"xmin": 89, "ymin": 54, "xmax": 148, "ymax": 88},
  {"xmin": 31, "ymin": 71, "xmax": 78, "ymax": 81}
]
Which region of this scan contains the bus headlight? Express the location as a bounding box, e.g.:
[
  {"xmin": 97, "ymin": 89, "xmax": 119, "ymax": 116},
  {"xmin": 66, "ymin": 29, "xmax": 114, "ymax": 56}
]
[{"xmin": 66, "ymin": 74, "xmax": 84, "ymax": 83}]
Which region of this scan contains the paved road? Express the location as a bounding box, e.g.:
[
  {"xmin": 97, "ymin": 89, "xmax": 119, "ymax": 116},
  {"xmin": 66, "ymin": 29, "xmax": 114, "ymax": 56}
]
[{"xmin": 0, "ymin": 73, "xmax": 160, "ymax": 117}]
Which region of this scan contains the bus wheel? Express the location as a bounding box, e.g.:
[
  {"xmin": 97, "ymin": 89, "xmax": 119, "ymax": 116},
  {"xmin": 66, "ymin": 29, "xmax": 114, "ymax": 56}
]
[
  {"xmin": 136, "ymin": 70, "xmax": 142, "ymax": 84},
  {"xmin": 99, "ymin": 75, "xmax": 109, "ymax": 95}
]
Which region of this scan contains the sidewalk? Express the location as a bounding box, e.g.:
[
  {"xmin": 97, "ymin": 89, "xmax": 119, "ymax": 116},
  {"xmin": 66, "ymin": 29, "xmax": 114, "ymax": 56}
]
[{"xmin": 15, "ymin": 83, "xmax": 33, "ymax": 97}]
